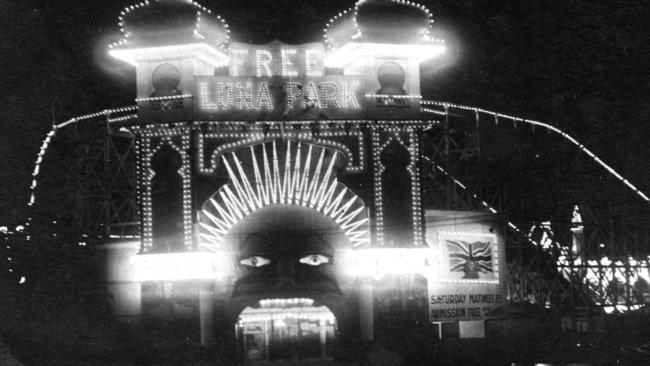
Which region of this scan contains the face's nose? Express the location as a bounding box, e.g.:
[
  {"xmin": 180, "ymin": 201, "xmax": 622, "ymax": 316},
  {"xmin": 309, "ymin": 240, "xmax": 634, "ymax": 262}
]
[{"xmin": 273, "ymin": 256, "xmax": 296, "ymax": 291}]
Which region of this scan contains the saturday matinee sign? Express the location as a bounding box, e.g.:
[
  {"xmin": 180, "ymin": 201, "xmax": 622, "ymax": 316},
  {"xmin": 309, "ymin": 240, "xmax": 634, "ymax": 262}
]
[
  {"xmin": 429, "ymin": 293, "xmax": 505, "ymax": 320},
  {"xmin": 427, "ymin": 230, "xmax": 507, "ymax": 322}
]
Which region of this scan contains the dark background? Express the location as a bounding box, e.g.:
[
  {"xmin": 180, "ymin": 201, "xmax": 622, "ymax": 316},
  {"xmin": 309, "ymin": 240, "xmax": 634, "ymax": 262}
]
[{"xmin": 1, "ymin": 0, "xmax": 649, "ymax": 223}]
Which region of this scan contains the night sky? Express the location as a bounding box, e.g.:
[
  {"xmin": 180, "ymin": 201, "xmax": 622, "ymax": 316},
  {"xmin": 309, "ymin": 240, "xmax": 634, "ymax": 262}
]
[{"xmin": 2, "ymin": 0, "xmax": 650, "ymax": 225}]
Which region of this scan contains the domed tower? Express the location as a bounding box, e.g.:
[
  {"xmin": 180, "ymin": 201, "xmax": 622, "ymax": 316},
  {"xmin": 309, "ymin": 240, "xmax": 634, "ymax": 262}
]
[
  {"xmin": 324, "ymin": 0, "xmax": 445, "ymax": 118},
  {"xmin": 106, "ymin": 0, "xmax": 233, "ymax": 343},
  {"xmin": 109, "ymin": 0, "xmax": 230, "ymax": 121}
]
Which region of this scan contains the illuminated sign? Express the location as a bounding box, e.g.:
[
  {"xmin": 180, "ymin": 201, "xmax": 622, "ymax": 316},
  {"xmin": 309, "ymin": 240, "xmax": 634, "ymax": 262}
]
[
  {"xmin": 426, "ymin": 224, "xmax": 507, "ymax": 322},
  {"xmin": 122, "ymin": 40, "xmax": 416, "ymax": 121},
  {"xmin": 226, "ymin": 41, "xmax": 325, "ymax": 78},
  {"xmin": 196, "ymin": 76, "xmax": 363, "ymax": 120},
  {"xmin": 193, "ymin": 42, "xmax": 367, "ymax": 120},
  {"xmin": 132, "ymin": 39, "xmax": 425, "ymax": 121}
]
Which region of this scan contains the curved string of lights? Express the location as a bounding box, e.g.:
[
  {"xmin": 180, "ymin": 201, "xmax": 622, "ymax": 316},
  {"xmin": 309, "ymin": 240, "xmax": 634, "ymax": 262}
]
[
  {"xmin": 323, "ymin": 0, "xmax": 437, "ymax": 52},
  {"xmin": 111, "ymin": 0, "xmax": 230, "ymax": 50},
  {"xmin": 199, "ymin": 140, "xmax": 370, "ymax": 251},
  {"xmin": 420, "ymin": 155, "xmax": 531, "ymax": 240},
  {"xmin": 8, "ymin": 106, "xmax": 136, "ymax": 282},
  {"xmin": 421, "ymin": 100, "xmax": 650, "ymax": 204},
  {"xmin": 26, "ymin": 106, "xmax": 138, "ymax": 215}
]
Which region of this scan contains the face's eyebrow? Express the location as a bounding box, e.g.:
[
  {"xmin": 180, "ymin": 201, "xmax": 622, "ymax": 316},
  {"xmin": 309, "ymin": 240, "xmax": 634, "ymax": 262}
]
[
  {"xmin": 296, "ymin": 234, "xmax": 333, "ymax": 255},
  {"xmin": 239, "ymin": 234, "xmax": 272, "ymax": 256}
]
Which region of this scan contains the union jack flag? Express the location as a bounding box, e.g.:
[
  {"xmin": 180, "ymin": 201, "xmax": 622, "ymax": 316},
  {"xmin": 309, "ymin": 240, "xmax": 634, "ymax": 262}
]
[{"xmin": 446, "ymin": 240, "xmax": 493, "ymax": 279}]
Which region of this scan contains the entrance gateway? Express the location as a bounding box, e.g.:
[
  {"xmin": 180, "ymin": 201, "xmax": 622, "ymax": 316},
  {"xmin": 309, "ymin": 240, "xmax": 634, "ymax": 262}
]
[
  {"xmin": 237, "ymin": 299, "xmax": 336, "ymax": 361},
  {"xmin": 103, "ymin": 0, "xmax": 507, "ymax": 359}
]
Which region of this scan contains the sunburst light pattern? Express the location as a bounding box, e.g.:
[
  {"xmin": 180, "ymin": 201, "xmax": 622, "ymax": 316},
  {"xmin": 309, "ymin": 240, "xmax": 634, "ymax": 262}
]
[{"xmin": 199, "ymin": 140, "xmax": 370, "ymax": 251}]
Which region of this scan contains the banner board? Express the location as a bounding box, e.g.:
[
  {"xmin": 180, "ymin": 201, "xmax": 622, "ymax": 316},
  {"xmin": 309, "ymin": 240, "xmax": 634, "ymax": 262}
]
[
  {"xmin": 425, "ymin": 211, "xmax": 507, "ymax": 322},
  {"xmin": 137, "ymin": 40, "xmax": 422, "ymax": 122}
]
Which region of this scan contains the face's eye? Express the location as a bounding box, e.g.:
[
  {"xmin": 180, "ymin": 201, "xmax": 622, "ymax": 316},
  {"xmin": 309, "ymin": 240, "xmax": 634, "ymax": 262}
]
[
  {"xmin": 299, "ymin": 254, "xmax": 330, "ymax": 266},
  {"xmin": 240, "ymin": 256, "xmax": 271, "ymax": 267}
]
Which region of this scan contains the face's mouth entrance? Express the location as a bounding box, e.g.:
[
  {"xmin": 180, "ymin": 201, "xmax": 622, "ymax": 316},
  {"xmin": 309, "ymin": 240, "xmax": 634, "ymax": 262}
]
[
  {"xmin": 240, "ymin": 297, "xmax": 334, "ymax": 322},
  {"xmin": 236, "ymin": 298, "xmax": 338, "ymax": 361}
]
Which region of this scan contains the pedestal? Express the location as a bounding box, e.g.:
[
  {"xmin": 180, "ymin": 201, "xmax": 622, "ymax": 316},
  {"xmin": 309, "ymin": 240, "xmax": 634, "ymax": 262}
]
[
  {"xmin": 359, "ymin": 277, "xmax": 374, "ymax": 340},
  {"xmin": 199, "ymin": 281, "xmax": 215, "ymax": 346}
]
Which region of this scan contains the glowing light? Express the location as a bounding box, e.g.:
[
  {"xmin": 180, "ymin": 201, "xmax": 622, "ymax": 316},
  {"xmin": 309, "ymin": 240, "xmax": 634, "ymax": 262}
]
[
  {"xmin": 305, "ymin": 49, "xmax": 324, "ymax": 77},
  {"xmin": 199, "ymin": 140, "xmax": 370, "ymax": 251},
  {"xmin": 127, "ymin": 248, "xmax": 468, "ymax": 281},
  {"xmin": 255, "ymin": 49, "xmax": 272, "ymax": 77},
  {"xmin": 197, "ymin": 78, "xmax": 361, "ymax": 113},
  {"xmin": 324, "ymin": 0, "xmax": 440, "ymax": 50},
  {"xmin": 240, "ymin": 305, "xmax": 335, "ymax": 323},
  {"xmin": 230, "ymin": 49, "xmax": 248, "ymax": 76},
  {"xmin": 138, "ymin": 127, "xmax": 192, "ymax": 251},
  {"xmin": 109, "ymin": 43, "xmax": 230, "ymax": 68},
  {"xmin": 422, "ymin": 100, "xmax": 650, "ymax": 204},
  {"xmin": 259, "ymin": 298, "xmax": 314, "ymax": 308},
  {"xmin": 18, "ymin": 276, "xmax": 26, "ymax": 284},
  {"xmin": 371, "ymin": 122, "xmax": 432, "ymax": 246},
  {"xmin": 273, "ymin": 319, "xmax": 286, "ymax": 328},
  {"xmin": 281, "ymin": 48, "xmax": 298, "ymax": 77},
  {"xmin": 130, "ymin": 252, "xmax": 225, "ymax": 281},
  {"xmin": 351, "ymin": 248, "xmax": 438, "ymax": 276},
  {"xmin": 134, "ymin": 94, "xmax": 193, "ymax": 103},
  {"xmin": 571, "ymin": 204, "xmax": 584, "ymax": 232},
  {"xmin": 420, "ymin": 156, "xmax": 537, "ymax": 248},
  {"xmin": 299, "ymin": 254, "xmax": 330, "ymax": 266},
  {"xmin": 25, "ymin": 106, "xmax": 137, "ymax": 212},
  {"xmin": 324, "ymin": 42, "xmax": 445, "ymax": 69},
  {"xmin": 365, "ymin": 94, "xmax": 422, "ymax": 100},
  {"xmin": 113, "ymin": 0, "xmax": 231, "ymax": 50},
  {"xmin": 419, "ymin": 166, "xmax": 650, "ymax": 313},
  {"xmin": 196, "ymin": 122, "xmax": 366, "ymax": 174},
  {"xmin": 240, "ymin": 256, "xmax": 271, "ymax": 267}
]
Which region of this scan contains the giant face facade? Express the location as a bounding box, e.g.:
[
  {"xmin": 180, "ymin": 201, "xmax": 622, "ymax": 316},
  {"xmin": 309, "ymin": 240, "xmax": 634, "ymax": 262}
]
[
  {"xmin": 235, "ymin": 228, "xmax": 340, "ymax": 300},
  {"xmin": 198, "ymin": 140, "xmax": 367, "ymax": 327},
  {"xmin": 226, "ymin": 206, "xmax": 356, "ymax": 305}
]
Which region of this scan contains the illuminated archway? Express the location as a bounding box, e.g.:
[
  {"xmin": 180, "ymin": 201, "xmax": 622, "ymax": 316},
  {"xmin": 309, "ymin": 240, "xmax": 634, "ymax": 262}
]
[{"xmin": 198, "ymin": 140, "xmax": 370, "ymax": 251}]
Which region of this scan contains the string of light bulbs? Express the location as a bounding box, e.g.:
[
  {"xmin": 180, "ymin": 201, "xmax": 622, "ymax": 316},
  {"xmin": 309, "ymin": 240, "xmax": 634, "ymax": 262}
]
[
  {"xmin": 421, "ymin": 100, "xmax": 650, "ymax": 204},
  {"xmin": 323, "ymin": 0, "xmax": 439, "ymax": 52},
  {"xmin": 112, "ymin": 0, "xmax": 230, "ymax": 50},
  {"xmin": 25, "ymin": 106, "xmax": 138, "ymax": 218},
  {"xmin": 7, "ymin": 106, "xmax": 135, "ymax": 282}
]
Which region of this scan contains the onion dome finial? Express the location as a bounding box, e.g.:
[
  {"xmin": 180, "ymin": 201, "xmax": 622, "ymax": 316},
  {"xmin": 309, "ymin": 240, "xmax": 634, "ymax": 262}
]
[{"xmin": 110, "ymin": 0, "xmax": 230, "ymax": 50}]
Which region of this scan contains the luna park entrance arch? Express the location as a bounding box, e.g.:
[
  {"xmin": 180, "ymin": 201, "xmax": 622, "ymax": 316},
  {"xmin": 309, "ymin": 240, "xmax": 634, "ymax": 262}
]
[{"xmin": 198, "ymin": 140, "xmax": 371, "ymax": 360}]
